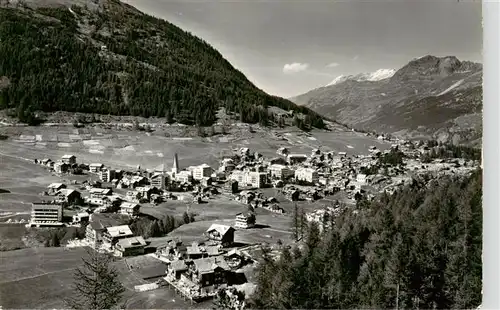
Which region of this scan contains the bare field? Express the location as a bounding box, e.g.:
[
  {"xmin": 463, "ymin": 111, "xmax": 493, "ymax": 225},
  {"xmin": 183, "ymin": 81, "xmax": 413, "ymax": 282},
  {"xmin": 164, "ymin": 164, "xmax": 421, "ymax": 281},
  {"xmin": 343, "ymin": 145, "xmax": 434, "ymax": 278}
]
[
  {"xmin": 0, "ymin": 247, "xmax": 193, "ymax": 309},
  {"xmin": 141, "ymin": 197, "xmax": 250, "ymax": 222},
  {"xmin": 0, "ymin": 125, "xmax": 390, "ymax": 171},
  {"xmin": 162, "ymin": 216, "xmax": 293, "ymax": 246},
  {"xmin": 0, "ymin": 155, "xmax": 60, "ymax": 214}
]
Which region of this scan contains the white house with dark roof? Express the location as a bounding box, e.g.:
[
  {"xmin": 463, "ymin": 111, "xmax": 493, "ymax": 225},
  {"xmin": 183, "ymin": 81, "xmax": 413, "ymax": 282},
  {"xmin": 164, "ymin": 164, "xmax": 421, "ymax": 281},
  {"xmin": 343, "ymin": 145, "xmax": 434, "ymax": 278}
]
[
  {"xmin": 119, "ymin": 201, "xmax": 140, "ymax": 216},
  {"xmin": 61, "ymin": 154, "xmax": 76, "ymax": 165},
  {"xmin": 205, "ymin": 224, "xmax": 235, "ymax": 247},
  {"xmin": 114, "ymin": 236, "xmax": 147, "ymax": 257},
  {"xmin": 89, "ymin": 188, "xmax": 112, "ymax": 199},
  {"xmin": 89, "ymin": 163, "xmax": 105, "ymax": 173},
  {"xmin": 102, "ymin": 225, "xmax": 134, "ymax": 249}
]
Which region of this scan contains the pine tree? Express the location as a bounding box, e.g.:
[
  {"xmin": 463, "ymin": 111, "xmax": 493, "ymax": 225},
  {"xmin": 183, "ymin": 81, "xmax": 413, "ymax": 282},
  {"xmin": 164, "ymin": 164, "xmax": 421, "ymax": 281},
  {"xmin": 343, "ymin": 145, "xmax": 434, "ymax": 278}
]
[
  {"xmin": 183, "ymin": 211, "xmax": 190, "ymax": 224},
  {"xmin": 65, "ymin": 248, "xmax": 126, "ymax": 310},
  {"xmin": 292, "ymin": 203, "xmax": 299, "ymax": 241}
]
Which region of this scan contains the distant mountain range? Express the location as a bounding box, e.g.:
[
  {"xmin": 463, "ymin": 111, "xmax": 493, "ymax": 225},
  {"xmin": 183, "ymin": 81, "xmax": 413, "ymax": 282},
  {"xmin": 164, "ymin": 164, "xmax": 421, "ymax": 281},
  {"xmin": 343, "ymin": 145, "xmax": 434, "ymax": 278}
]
[
  {"xmin": 290, "ymin": 55, "xmax": 482, "ymax": 145},
  {"xmin": 325, "ymin": 69, "xmax": 396, "ymax": 87}
]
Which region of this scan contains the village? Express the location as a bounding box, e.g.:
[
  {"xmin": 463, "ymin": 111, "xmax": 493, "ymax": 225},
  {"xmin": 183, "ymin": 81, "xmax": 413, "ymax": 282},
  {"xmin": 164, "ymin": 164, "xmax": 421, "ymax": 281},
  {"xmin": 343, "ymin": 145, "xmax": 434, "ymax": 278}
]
[{"xmin": 22, "ymin": 135, "xmax": 479, "ymax": 303}]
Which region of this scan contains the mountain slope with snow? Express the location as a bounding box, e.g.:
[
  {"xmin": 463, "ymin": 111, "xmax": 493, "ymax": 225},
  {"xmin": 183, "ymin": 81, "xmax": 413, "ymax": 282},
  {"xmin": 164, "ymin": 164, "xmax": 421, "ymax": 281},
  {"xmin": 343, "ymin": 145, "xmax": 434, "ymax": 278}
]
[
  {"xmin": 290, "ymin": 56, "xmax": 482, "ymax": 145},
  {"xmin": 325, "ymin": 69, "xmax": 396, "ymax": 86}
]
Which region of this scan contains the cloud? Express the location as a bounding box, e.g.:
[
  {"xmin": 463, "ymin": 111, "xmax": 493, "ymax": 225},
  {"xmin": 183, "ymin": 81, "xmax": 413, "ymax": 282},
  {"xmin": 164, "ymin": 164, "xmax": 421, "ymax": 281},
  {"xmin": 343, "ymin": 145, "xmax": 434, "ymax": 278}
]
[
  {"xmin": 283, "ymin": 62, "xmax": 309, "ymax": 74},
  {"xmin": 326, "ymin": 62, "xmax": 340, "ymax": 68}
]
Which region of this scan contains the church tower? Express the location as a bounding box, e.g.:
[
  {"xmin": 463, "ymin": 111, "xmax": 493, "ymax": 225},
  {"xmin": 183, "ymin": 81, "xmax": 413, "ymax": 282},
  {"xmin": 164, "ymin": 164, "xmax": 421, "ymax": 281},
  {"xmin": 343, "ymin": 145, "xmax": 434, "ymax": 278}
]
[{"xmin": 172, "ymin": 153, "xmax": 179, "ymax": 174}]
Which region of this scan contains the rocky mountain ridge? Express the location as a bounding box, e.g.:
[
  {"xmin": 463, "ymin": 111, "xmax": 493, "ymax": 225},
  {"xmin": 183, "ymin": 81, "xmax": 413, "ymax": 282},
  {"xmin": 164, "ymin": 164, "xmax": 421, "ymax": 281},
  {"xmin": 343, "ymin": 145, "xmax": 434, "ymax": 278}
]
[{"xmin": 290, "ymin": 55, "xmax": 482, "ymax": 145}]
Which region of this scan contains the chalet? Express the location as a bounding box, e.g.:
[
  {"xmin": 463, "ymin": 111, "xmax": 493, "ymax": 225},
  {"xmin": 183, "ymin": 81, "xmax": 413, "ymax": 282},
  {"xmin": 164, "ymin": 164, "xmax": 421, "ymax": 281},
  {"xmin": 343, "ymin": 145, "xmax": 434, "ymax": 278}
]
[
  {"xmin": 234, "ymin": 213, "xmax": 256, "ymax": 229},
  {"xmin": 102, "ymin": 225, "xmax": 134, "ymax": 249},
  {"xmin": 54, "ymin": 162, "xmax": 69, "ymax": 174},
  {"xmin": 135, "ymin": 186, "xmax": 154, "ymax": 201},
  {"xmin": 205, "ymin": 224, "xmax": 235, "ymax": 247},
  {"xmin": 186, "ymin": 242, "xmax": 206, "ymax": 259},
  {"xmin": 89, "ymin": 163, "xmax": 104, "ymax": 173},
  {"xmin": 287, "ymin": 154, "xmax": 308, "ymax": 165},
  {"xmin": 85, "ymin": 214, "xmax": 127, "ymax": 248},
  {"xmin": 126, "ymin": 190, "xmax": 141, "ymax": 202},
  {"xmin": 41, "ymin": 158, "xmax": 53, "ymax": 167},
  {"xmin": 119, "ymin": 202, "xmax": 140, "ymax": 217},
  {"xmin": 225, "ymin": 249, "xmax": 245, "ymax": 269},
  {"xmin": 238, "ymin": 191, "xmax": 255, "ymax": 204},
  {"xmin": 48, "ymin": 183, "xmax": 66, "ymax": 193},
  {"xmin": 120, "ymin": 176, "xmax": 147, "ymax": 189},
  {"xmin": 61, "ymin": 154, "xmax": 76, "ymax": 165},
  {"xmin": 114, "ymin": 236, "xmax": 147, "ymax": 257},
  {"xmin": 55, "ymin": 189, "xmax": 82, "ymax": 205},
  {"xmin": 72, "ymin": 211, "xmax": 90, "ymax": 224},
  {"xmin": 166, "ymin": 260, "xmax": 188, "ymax": 281},
  {"xmin": 85, "ymin": 180, "xmax": 102, "ymax": 190},
  {"xmin": 89, "ymin": 188, "xmax": 112, "ymax": 199},
  {"xmin": 277, "ymin": 147, "xmax": 289, "ymax": 156},
  {"xmin": 87, "ymin": 195, "xmax": 121, "ymax": 210},
  {"xmin": 239, "ymin": 147, "xmax": 250, "ymax": 157},
  {"xmin": 267, "ymin": 204, "xmax": 285, "ymax": 214},
  {"xmin": 156, "ymin": 239, "xmax": 187, "ymax": 261},
  {"xmin": 181, "ymin": 257, "xmax": 231, "ymax": 294}
]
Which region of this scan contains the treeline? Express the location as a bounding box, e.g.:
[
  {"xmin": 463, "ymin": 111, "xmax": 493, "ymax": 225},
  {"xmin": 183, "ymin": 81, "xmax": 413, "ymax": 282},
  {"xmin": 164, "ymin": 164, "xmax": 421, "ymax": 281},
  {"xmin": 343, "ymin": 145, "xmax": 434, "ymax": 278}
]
[
  {"xmin": 250, "ymin": 170, "xmax": 482, "ymax": 309},
  {"xmin": 422, "ymin": 140, "xmax": 481, "ymax": 161},
  {"xmin": 129, "ymin": 213, "xmax": 189, "ymax": 239},
  {"xmin": 0, "ymin": 5, "xmax": 325, "ymax": 128}
]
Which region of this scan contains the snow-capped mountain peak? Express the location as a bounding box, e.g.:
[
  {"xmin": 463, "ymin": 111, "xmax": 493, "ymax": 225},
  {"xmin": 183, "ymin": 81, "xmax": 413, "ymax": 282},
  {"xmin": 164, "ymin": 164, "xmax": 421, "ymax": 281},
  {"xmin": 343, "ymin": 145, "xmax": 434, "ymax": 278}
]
[{"xmin": 326, "ymin": 68, "xmax": 396, "ymax": 87}]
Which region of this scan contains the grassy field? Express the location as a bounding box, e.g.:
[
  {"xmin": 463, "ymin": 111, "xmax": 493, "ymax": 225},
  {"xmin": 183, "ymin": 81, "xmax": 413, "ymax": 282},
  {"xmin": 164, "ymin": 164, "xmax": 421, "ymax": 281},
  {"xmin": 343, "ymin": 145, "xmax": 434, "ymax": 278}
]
[
  {"xmin": 0, "ymin": 125, "xmax": 390, "ymax": 171},
  {"xmin": 140, "ymin": 196, "xmax": 250, "ymax": 221},
  {"xmin": 0, "ymin": 223, "xmax": 28, "ymax": 251},
  {"xmin": 0, "ymin": 154, "xmax": 61, "ymax": 214},
  {"xmin": 0, "ymin": 247, "xmax": 194, "ymax": 309}
]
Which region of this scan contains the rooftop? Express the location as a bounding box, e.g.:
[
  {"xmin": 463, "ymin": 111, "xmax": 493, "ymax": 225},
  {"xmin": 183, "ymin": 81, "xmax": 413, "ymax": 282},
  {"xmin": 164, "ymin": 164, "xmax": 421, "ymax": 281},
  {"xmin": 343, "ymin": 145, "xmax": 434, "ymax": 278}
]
[
  {"xmin": 206, "ymin": 224, "xmax": 234, "ymax": 236},
  {"xmin": 120, "ymin": 202, "xmax": 140, "ymax": 209},
  {"xmin": 116, "ymin": 236, "xmax": 146, "ymax": 249},
  {"xmin": 48, "ymin": 183, "xmax": 65, "ymax": 189},
  {"xmin": 193, "ymin": 256, "xmax": 230, "ymax": 273},
  {"xmin": 106, "ymin": 225, "xmax": 134, "ymax": 238}
]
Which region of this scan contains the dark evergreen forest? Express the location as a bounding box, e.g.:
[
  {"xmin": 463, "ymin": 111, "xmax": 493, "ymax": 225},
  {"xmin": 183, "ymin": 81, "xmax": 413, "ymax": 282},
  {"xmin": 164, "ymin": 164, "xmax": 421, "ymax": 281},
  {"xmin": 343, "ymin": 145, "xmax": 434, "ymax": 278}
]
[
  {"xmin": 251, "ymin": 170, "xmax": 482, "ymax": 309},
  {"xmin": 0, "ymin": 2, "xmax": 325, "ymax": 128}
]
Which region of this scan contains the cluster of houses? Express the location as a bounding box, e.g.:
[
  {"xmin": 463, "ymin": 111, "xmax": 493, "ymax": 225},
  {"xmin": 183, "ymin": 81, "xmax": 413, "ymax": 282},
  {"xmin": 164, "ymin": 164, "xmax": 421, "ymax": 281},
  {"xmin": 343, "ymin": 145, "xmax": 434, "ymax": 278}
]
[{"xmin": 154, "ymin": 224, "xmax": 255, "ymax": 300}]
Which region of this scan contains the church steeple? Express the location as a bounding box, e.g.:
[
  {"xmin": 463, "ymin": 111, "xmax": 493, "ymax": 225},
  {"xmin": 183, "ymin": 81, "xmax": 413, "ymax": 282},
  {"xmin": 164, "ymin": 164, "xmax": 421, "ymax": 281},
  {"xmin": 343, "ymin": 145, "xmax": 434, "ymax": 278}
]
[{"xmin": 172, "ymin": 153, "xmax": 179, "ymax": 174}]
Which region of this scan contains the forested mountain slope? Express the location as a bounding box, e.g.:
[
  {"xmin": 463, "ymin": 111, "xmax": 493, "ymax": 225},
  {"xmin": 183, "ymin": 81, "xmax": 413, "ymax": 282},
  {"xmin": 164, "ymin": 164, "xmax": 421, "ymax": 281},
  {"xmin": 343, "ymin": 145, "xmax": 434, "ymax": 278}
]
[
  {"xmin": 0, "ymin": 0, "xmax": 324, "ymax": 128},
  {"xmin": 252, "ymin": 169, "xmax": 482, "ymax": 309}
]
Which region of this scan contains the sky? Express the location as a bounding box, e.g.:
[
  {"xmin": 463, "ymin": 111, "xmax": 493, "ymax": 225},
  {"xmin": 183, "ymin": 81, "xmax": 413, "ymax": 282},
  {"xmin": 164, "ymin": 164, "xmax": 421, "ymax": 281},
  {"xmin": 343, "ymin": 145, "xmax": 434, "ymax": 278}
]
[{"xmin": 123, "ymin": 0, "xmax": 482, "ymax": 98}]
